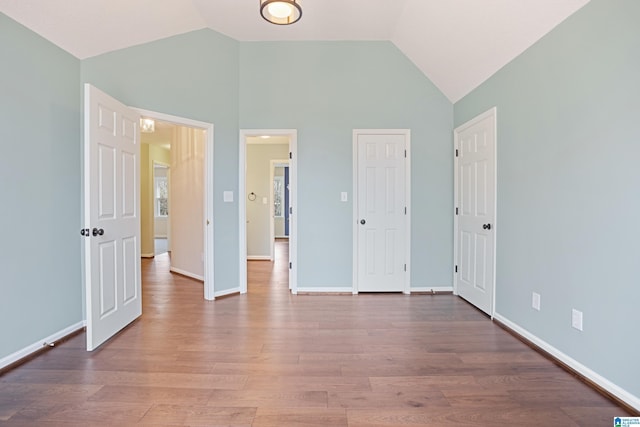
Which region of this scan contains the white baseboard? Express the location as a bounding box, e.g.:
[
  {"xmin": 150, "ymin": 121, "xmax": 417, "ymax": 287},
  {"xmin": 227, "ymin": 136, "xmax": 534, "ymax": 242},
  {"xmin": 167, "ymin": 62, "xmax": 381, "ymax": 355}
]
[
  {"xmin": 295, "ymin": 286, "xmax": 451, "ymax": 294},
  {"xmin": 141, "ymin": 253, "xmax": 154, "ymax": 258},
  {"xmin": 494, "ymin": 313, "xmax": 640, "ymax": 412},
  {"xmin": 410, "ymin": 286, "xmax": 454, "ymax": 293},
  {"xmin": 247, "ymin": 256, "xmax": 272, "ymax": 261},
  {"xmin": 296, "ymin": 286, "xmax": 354, "ymax": 293},
  {"xmin": 169, "ymin": 267, "xmax": 204, "ymax": 282},
  {"xmin": 0, "ymin": 320, "xmax": 85, "ymax": 370},
  {"xmin": 215, "ymin": 287, "xmax": 240, "ymax": 298}
]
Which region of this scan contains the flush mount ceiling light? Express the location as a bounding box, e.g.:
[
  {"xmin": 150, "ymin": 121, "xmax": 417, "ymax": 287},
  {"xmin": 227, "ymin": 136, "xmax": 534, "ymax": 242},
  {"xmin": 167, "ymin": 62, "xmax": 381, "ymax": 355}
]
[
  {"xmin": 260, "ymin": 0, "xmax": 302, "ymax": 25},
  {"xmin": 140, "ymin": 118, "xmax": 155, "ymax": 133}
]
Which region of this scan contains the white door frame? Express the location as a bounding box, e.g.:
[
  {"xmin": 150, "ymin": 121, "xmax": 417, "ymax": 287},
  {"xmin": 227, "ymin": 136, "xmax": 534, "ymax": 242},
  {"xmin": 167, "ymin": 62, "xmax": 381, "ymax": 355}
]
[
  {"xmin": 453, "ymin": 107, "xmax": 497, "ymax": 317},
  {"xmin": 134, "ymin": 108, "xmax": 215, "ymax": 301},
  {"xmin": 352, "ymin": 129, "xmax": 411, "ymax": 294},
  {"xmin": 240, "ymin": 129, "xmax": 298, "ymax": 294}
]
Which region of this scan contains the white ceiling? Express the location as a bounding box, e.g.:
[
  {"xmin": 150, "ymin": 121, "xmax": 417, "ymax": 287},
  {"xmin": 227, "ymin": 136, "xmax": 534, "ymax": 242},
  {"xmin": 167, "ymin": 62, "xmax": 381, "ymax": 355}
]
[{"xmin": 0, "ymin": 0, "xmax": 589, "ymax": 102}]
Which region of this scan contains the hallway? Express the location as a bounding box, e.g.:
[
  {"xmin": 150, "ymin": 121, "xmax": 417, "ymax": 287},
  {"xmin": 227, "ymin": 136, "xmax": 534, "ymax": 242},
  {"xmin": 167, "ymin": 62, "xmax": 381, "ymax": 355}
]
[{"xmin": 0, "ymin": 243, "xmax": 632, "ymax": 425}]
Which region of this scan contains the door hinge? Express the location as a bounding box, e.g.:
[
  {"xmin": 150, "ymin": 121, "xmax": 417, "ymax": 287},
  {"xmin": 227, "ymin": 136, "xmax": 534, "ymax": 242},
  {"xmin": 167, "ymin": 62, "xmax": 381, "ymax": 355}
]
[
  {"xmin": 455, "ymin": 265, "xmax": 458, "ymax": 273},
  {"xmin": 455, "ymin": 149, "xmax": 459, "ymax": 157},
  {"xmin": 455, "ymin": 207, "xmax": 458, "ymax": 215},
  {"xmin": 404, "ymin": 264, "xmax": 407, "ymax": 272},
  {"xmin": 289, "ymin": 207, "xmax": 293, "ymax": 215},
  {"xmin": 289, "ymin": 152, "xmax": 292, "ymax": 159},
  {"xmin": 404, "ymin": 149, "xmax": 407, "ymax": 158},
  {"xmin": 289, "ymin": 262, "xmax": 292, "ymax": 270},
  {"xmin": 404, "ymin": 207, "xmax": 407, "ymax": 215}
]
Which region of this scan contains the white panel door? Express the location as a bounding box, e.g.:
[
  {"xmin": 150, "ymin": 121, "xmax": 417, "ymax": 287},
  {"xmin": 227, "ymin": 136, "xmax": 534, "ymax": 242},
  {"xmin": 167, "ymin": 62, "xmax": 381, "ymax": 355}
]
[
  {"xmin": 356, "ymin": 132, "xmax": 407, "ymax": 292},
  {"xmin": 455, "ymin": 108, "xmax": 496, "ymax": 315},
  {"xmin": 84, "ymin": 84, "xmax": 141, "ymax": 351}
]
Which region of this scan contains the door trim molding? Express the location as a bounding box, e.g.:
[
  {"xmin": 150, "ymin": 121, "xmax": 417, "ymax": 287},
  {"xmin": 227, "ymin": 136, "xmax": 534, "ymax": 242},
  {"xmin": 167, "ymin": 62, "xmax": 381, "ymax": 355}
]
[
  {"xmin": 133, "ymin": 108, "xmax": 215, "ymax": 300},
  {"xmin": 453, "ymin": 107, "xmax": 497, "ymax": 316},
  {"xmin": 239, "ymin": 129, "xmax": 298, "ymax": 294},
  {"xmin": 352, "ymin": 129, "xmax": 411, "ymax": 295}
]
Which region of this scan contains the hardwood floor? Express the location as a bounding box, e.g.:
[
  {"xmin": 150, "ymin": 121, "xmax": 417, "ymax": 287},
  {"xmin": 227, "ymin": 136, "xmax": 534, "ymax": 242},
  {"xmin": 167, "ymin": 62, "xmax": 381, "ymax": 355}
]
[{"xmin": 0, "ymin": 240, "xmax": 633, "ymax": 425}]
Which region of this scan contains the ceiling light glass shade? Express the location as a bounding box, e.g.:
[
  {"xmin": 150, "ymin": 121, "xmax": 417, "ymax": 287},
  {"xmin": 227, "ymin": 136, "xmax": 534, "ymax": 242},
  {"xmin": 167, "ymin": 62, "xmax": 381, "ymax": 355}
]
[
  {"xmin": 140, "ymin": 118, "xmax": 155, "ymax": 133},
  {"xmin": 260, "ymin": 0, "xmax": 302, "ymax": 25},
  {"xmin": 268, "ymin": 2, "xmax": 292, "ymax": 18}
]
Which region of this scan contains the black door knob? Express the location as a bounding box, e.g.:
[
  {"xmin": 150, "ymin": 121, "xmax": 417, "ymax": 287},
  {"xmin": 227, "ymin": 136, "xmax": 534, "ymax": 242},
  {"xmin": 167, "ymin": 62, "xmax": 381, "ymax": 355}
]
[
  {"xmin": 483, "ymin": 224, "xmax": 492, "ymax": 230},
  {"xmin": 80, "ymin": 228, "xmax": 90, "ymax": 236},
  {"xmin": 92, "ymin": 228, "xmax": 104, "ymax": 236},
  {"xmin": 360, "ymin": 219, "xmax": 366, "ymax": 225}
]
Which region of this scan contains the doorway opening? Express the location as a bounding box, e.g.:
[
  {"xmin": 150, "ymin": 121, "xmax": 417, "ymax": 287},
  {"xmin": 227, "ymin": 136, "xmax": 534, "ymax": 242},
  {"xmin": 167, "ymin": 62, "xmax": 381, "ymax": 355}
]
[
  {"xmin": 136, "ymin": 108, "xmax": 215, "ymax": 300},
  {"xmin": 271, "ymin": 160, "xmax": 290, "ymax": 243},
  {"xmin": 153, "ymin": 162, "xmax": 170, "ymax": 255},
  {"xmin": 239, "ymin": 130, "xmax": 297, "ymax": 294}
]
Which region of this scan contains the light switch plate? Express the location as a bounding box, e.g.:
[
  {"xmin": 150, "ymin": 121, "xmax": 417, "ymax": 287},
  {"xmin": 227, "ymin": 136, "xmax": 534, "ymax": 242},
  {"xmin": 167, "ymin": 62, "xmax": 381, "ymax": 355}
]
[
  {"xmin": 341, "ymin": 192, "xmax": 348, "ymax": 202},
  {"xmin": 223, "ymin": 191, "xmax": 233, "ymax": 202},
  {"xmin": 572, "ymin": 309, "xmax": 583, "ymax": 331},
  {"xmin": 532, "ymin": 292, "xmax": 541, "ymax": 311}
]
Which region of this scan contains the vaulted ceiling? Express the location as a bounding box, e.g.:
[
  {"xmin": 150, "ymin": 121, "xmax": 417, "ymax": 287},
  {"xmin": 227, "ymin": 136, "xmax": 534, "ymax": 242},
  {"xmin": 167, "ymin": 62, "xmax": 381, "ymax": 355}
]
[{"xmin": 0, "ymin": 0, "xmax": 590, "ymax": 102}]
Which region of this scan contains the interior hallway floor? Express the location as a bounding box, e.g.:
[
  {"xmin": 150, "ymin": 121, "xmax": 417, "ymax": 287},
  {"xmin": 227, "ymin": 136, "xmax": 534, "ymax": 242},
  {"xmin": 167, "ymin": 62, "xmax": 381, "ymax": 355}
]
[{"xmin": 0, "ymin": 240, "xmax": 633, "ymax": 425}]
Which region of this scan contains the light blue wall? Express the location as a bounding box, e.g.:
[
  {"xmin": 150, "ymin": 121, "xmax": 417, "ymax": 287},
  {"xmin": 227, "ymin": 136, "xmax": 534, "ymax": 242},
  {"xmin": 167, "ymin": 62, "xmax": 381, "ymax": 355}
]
[
  {"xmin": 81, "ymin": 29, "xmax": 241, "ymax": 292},
  {"xmin": 455, "ymin": 0, "xmax": 640, "ymax": 397},
  {"xmin": 240, "ymin": 41, "xmax": 453, "ymax": 288},
  {"xmin": 1, "ymin": 22, "xmax": 453, "ymax": 365},
  {"xmin": 0, "ymin": 14, "xmax": 82, "ymax": 359}
]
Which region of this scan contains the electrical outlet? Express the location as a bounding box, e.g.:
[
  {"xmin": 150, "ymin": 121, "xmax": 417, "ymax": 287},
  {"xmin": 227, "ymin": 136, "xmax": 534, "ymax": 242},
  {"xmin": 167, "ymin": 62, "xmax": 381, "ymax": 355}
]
[
  {"xmin": 532, "ymin": 292, "xmax": 541, "ymax": 311},
  {"xmin": 572, "ymin": 309, "xmax": 583, "ymax": 331}
]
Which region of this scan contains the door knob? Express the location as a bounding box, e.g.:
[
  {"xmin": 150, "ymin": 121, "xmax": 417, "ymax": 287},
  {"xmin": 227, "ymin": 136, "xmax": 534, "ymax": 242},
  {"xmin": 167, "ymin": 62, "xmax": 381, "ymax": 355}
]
[
  {"xmin": 483, "ymin": 224, "xmax": 492, "ymax": 230},
  {"xmin": 80, "ymin": 228, "xmax": 90, "ymax": 237},
  {"xmin": 92, "ymin": 228, "xmax": 104, "ymax": 236},
  {"xmin": 360, "ymin": 219, "xmax": 366, "ymax": 225}
]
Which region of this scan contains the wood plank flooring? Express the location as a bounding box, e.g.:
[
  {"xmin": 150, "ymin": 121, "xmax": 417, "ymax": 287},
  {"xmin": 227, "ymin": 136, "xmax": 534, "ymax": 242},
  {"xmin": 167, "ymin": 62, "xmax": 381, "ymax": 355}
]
[{"xmin": 0, "ymin": 240, "xmax": 633, "ymax": 425}]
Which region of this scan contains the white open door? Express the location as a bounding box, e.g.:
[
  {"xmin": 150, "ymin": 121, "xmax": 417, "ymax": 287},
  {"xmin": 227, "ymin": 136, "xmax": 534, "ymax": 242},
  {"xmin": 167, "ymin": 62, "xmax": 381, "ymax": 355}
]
[
  {"xmin": 83, "ymin": 84, "xmax": 142, "ymax": 351},
  {"xmin": 353, "ymin": 130, "xmax": 410, "ymax": 293},
  {"xmin": 454, "ymin": 108, "xmax": 496, "ymax": 316}
]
